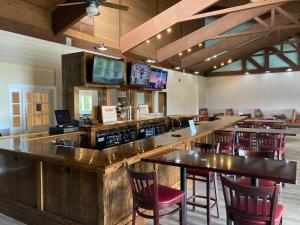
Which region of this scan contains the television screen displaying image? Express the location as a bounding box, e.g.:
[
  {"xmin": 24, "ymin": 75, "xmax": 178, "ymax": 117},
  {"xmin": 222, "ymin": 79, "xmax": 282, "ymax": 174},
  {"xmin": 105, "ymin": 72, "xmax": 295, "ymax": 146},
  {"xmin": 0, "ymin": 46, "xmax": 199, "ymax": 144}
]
[
  {"xmin": 91, "ymin": 55, "xmax": 124, "ymax": 84},
  {"xmin": 148, "ymin": 69, "xmax": 168, "ymax": 89},
  {"xmin": 130, "ymin": 63, "xmax": 151, "ymax": 86}
]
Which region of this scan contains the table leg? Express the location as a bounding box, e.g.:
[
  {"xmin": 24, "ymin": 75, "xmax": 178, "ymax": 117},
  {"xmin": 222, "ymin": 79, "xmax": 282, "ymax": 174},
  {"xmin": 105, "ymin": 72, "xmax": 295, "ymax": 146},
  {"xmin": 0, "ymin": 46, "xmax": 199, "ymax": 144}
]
[
  {"xmin": 251, "ymin": 178, "xmax": 259, "ymax": 187},
  {"xmin": 180, "ymin": 167, "xmax": 187, "ymax": 224}
]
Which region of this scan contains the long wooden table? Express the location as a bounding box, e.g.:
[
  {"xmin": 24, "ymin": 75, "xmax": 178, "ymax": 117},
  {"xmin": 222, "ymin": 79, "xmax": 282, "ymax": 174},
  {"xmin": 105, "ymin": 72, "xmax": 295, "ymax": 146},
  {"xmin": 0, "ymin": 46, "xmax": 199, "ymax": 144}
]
[
  {"xmin": 142, "ymin": 149, "xmax": 297, "ymax": 224},
  {"xmin": 223, "ymin": 127, "xmax": 297, "ymax": 136}
]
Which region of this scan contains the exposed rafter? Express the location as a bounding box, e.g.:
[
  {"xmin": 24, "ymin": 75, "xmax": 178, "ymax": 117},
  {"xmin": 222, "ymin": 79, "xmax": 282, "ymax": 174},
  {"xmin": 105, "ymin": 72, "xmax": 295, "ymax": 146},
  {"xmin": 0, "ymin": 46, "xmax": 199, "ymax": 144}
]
[
  {"xmin": 157, "ymin": 4, "xmax": 279, "ymax": 63},
  {"xmin": 180, "ymin": 6, "xmax": 300, "ymax": 69},
  {"xmin": 52, "ymin": 0, "xmax": 87, "ymax": 35},
  {"xmin": 119, "ymin": 0, "xmax": 220, "ymax": 53},
  {"xmin": 269, "ymin": 46, "xmax": 298, "ymax": 66},
  {"xmin": 180, "ymin": 0, "xmax": 299, "ymax": 22}
]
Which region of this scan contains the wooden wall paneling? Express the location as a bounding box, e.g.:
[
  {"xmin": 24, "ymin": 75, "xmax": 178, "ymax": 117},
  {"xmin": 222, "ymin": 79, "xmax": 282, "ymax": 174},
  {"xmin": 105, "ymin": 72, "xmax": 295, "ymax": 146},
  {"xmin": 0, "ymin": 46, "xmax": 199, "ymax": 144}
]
[
  {"xmin": 43, "ymin": 162, "xmax": 99, "ymax": 225},
  {"xmin": 0, "ymin": 0, "xmax": 52, "ymax": 31},
  {"xmin": 0, "ymin": 153, "xmax": 38, "ymax": 208}
]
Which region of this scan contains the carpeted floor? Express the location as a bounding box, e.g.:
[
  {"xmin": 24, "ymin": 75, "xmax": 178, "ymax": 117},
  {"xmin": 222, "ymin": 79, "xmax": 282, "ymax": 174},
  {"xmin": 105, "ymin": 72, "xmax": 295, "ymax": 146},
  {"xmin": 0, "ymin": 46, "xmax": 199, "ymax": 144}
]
[{"xmin": 1, "ymin": 129, "xmax": 300, "ymax": 225}]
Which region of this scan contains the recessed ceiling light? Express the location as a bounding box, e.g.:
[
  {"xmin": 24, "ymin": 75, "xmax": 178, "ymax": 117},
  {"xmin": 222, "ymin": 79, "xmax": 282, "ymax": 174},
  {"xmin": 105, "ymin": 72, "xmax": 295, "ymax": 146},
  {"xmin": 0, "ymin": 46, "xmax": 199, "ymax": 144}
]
[
  {"xmin": 187, "ymin": 48, "xmax": 192, "ymax": 53},
  {"xmin": 198, "ymin": 43, "xmax": 203, "ymax": 47},
  {"xmin": 206, "ymin": 57, "xmax": 211, "ymax": 61},
  {"xmin": 245, "ymin": 71, "xmax": 250, "ymax": 75},
  {"xmin": 96, "ymin": 42, "xmax": 108, "ymax": 51},
  {"xmin": 86, "ymin": 1, "xmax": 100, "ymax": 16},
  {"xmin": 157, "ymin": 34, "xmax": 162, "ymax": 39},
  {"xmin": 167, "ymin": 28, "xmax": 172, "ymax": 33},
  {"xmin": 213, "ymin": 66, "xmax": 217, "ymax": 69},
  {"xmin": 220, "ymin": 62, "xmax": 225, "ymax": 66},
  {"xmin": 213, "ymin": 55, "xmax": 217, "ymax": 59},
  {"xmin": 227, "ymin": 59, "xmax": 232, "ymax": 63},
  {"xmin": 178, "ymin": 52, "xmax": 183, "ymax": 57},
  {"xmin": 146, "ymin": 57, "xmax": 156, "ymax": 64},
  {"xmin": 146, "ymin": 40, "xmax": 150, "ymax": 44},
  {"xmin": 286, "ymin": 68, "xmax": 293, "ymax": 72},
  {"xmin": 194, "ymin": 71, "xmax": 199, "ymax": 75},
  {"xmin": 174, "ymin": 66, "xmax": 181, "ymax": 70}
]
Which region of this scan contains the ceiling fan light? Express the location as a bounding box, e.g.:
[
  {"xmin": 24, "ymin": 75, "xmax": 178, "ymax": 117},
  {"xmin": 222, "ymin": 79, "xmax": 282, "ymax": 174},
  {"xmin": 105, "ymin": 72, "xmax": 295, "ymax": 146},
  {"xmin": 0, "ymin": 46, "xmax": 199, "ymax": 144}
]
[{"xmin": 86, "ymin": 2, "xmax": 99, "ymax": 16}]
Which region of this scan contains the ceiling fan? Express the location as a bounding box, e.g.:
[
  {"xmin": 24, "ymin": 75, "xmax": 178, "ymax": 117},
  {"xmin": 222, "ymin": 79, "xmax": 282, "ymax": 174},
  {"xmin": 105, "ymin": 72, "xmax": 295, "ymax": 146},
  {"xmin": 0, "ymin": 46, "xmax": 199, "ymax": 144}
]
[{"xmin": 57, "ymin": 0, "xmax": 129, "ymax": 16}]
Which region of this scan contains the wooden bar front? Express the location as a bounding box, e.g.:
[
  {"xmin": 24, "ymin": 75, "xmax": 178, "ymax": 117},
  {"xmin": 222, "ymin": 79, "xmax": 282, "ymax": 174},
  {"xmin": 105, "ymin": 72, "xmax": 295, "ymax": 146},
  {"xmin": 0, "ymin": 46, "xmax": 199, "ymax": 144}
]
[{"xmin": 0, "ymin": 116, "xmax": 244, "ymax": 225}]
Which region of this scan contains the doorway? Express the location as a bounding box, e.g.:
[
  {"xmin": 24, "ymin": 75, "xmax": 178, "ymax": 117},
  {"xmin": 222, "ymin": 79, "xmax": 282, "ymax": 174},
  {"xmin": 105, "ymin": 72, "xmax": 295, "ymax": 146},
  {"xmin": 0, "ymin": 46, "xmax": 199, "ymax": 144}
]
[{"xmin": 158, "ymin": 92, "xmax": 167, "ymax": 115}]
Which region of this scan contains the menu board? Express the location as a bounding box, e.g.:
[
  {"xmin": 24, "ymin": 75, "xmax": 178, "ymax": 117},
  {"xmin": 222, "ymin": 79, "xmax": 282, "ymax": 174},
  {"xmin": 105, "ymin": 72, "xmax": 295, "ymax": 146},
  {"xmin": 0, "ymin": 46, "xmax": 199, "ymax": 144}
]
[{"xmin": 101, "ymin": 106, "xmax": 117, "ymax": 123}]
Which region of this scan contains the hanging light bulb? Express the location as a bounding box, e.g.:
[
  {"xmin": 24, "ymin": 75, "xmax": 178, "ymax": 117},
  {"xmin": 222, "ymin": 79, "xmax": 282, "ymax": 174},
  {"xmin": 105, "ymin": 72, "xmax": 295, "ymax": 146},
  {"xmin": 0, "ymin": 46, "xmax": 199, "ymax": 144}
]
[{"xmin": 86, "ymin": 1, "xmax": 100, "ymax": 16}]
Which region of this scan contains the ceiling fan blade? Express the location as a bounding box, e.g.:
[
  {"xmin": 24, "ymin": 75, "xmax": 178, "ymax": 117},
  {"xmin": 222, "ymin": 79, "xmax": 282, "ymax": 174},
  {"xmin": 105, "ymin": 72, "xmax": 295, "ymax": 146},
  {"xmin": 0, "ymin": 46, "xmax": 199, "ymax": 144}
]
[
  {"xmin": 57, "ymin": 1, "xmax": 86, "ymax": 7},
  {"xmin": 101, "ymin": 2, "xmax": 129, "ymax": 11}
]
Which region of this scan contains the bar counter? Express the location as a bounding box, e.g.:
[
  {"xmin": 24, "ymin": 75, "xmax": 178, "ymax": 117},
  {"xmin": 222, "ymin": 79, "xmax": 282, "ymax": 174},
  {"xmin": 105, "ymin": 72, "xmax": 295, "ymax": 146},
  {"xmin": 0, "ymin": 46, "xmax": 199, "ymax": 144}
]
[{"xmin": 0, "ymin": 116, "xmax": 244, "ymax": 225}]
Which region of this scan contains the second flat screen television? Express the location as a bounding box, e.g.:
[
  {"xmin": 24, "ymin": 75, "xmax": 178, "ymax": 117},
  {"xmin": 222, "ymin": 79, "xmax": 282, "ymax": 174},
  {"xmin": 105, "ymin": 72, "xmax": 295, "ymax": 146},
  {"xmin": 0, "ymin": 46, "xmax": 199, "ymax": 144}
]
[
  {"xmin": 129, "ymin": 63, "xmax": 151, "ymax": 86},
  {"xmin": 148, "ymin": 69, "xmax": 168, "ymax": 89},
  {"xmin": 91, "ymin": 55, "xmax": 124, "ymax": 84}
]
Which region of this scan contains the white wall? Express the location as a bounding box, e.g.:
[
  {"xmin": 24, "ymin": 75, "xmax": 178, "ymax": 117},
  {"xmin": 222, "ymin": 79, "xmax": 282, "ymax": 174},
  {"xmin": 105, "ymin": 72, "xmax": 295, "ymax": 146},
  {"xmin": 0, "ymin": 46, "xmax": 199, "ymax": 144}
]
[
  {"xmin": 206, "ymin": 72, "xmax": 300, "ymax": 114},
  {"xmin": 165, "ymin": 69, "xmax": 204, "ymax": 115}
]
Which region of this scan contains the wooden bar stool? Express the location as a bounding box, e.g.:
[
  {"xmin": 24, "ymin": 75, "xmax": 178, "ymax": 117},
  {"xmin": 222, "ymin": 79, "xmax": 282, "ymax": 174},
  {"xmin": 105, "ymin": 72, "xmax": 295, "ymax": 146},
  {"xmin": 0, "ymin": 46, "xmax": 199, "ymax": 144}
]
[
  {"xmin": 221, "ymin": 175, "xmax": 283, "ymax": 225},
  {"xmin": 127, "ymin": 166, "xmax": 185, "ymax": 225},
  {"xmin": 186, "ymin": 142, "xmax": 220, "ymax": 225}
]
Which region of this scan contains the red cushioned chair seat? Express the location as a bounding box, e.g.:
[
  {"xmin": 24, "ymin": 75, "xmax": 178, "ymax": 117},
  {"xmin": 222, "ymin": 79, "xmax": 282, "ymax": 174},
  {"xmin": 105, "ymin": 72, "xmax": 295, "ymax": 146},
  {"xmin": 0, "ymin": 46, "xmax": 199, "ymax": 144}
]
[
  {"xmin": 232, "ymin": 197, "xmax": 284, "ymax": 225},
  {"xmin": 235, "ymin": 177, "xmax": 276, "ymax": 188},
  {"xmin": 157, "ymin": 184, "xmax": 184, "ymax": 208},
  {"xmin": 187, "ymin": 168, "xmax": 213, "ymax": 177}
]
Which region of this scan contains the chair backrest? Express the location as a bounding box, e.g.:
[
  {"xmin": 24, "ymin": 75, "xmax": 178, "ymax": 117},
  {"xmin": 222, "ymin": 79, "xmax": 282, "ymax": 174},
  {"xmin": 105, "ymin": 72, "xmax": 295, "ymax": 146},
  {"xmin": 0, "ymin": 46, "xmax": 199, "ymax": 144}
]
[
  {"xmin": 221, "ymin": 176, "xmax": 280, "ymax": 225},
  {"xmin": 199, "ymin": 108, "xmax": 208, "ymax": 116},
  {"xmin": 239, "ymin": 149, "xmax": 275, "ymax": 159},
  {"xmin": 191, "ymin": 142, "xmax": 220, "ymax": 154},
  {"xmin": 215, "ymin": 130, "xmax": 235, "ymax": 145},
  {"xmin": 257, "ymin": 133, "xmax": 283, "ymax": 151},
  {"xmin": 254, "ymin": 109, "xmax": 263, "ymax": 119},
  {"xmin": 225, "ymin": 108, "xmax": 234, "ymax": 116},
  {"xmin": 127, "ymin": 167, "xmax": 158, "ymax": 207},
  {"xmin": 263, "ymin": 122, "xmax": 286, "ymax": 130}
]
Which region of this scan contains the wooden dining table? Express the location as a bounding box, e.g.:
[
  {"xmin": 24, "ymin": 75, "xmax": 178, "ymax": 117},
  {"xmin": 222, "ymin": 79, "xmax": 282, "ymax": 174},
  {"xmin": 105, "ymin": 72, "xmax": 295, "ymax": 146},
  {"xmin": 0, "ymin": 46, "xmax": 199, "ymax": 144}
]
[
  {"xmin": 245, "ymin": 119, "xmax": 286, "ymax": 124},
  {"xmin": 223, "ymin": 127, "xmax": 297, "ymax": 136},
  {"xmin": 142, "ymin": 149, "xmax": 297, "ymax": 224}
]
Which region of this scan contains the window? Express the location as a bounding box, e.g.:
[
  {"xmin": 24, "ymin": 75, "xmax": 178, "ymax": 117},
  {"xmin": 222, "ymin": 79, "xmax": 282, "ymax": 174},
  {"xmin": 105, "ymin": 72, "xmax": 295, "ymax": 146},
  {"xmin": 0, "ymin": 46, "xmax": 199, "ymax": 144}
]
[{"xmin": 11, "ymin": 92, "xmax": 21, "ymax": 128}]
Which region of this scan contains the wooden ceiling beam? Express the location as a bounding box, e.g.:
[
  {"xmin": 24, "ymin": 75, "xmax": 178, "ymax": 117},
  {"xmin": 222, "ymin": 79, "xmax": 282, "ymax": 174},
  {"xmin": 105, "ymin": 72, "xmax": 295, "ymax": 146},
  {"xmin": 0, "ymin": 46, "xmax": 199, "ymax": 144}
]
[
  {"xmin": 180, "ymin": 9, "xmax": 299, "ymax": 68},
  {"xmin": 276, "ymin": 6, "xmax": 300, "ymax": 24},
  {"xmin": 269, "ymin": 46, "xmax": 298, "ymax": 66},
  {"xmin": 254, "ymin": 16, "xmax": 270, "ymax": 28},
  {"xmin": 193, "ymin": 29, "xmax": 299, "ymax": 73},
  {"xmin": 157, "ymin": 4, "xmax": 278, "ymax": 63},
  {"xmin": 52, "ymin": 0, "xmax": 87, "ymax": 35},
  {"xmin": 180, "ymin": 0, "xmax": 299, "ymax": 22},
  {"xmin": 119, "ymin": 0, "xmax": 220, "ymax": 53}
]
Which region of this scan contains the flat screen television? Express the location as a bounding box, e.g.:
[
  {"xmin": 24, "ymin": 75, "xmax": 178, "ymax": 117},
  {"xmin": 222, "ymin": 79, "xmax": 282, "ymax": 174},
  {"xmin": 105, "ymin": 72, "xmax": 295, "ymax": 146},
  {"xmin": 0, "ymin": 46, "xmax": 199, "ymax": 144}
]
[
  {"xmin": 91, "ymin": 55, "xmax": 124, "ymax": 84},
  {"xmin": 129, "ymin": 63, "xmax": 151, "ymax": 86},
  {"xmin": 148, "ymin": 69, "xmax": 168, "ymax": 89}
]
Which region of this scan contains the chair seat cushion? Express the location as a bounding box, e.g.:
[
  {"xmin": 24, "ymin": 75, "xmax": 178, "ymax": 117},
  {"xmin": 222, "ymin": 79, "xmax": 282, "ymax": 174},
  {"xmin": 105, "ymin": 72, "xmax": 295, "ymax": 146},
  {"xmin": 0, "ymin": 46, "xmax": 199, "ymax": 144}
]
[
  {"xmin": 157, "ymin": 184, "xmax": 184, "ymax": 206},
  {"xmin": 232, "ymin": 197, "xmax": 284, "ymax": 225},
  {"xmin": 187, "ymin": 168, "xmax": 213, "ymax": 177},
  {"xmin": 235, "ymin": 177, "xmax": 276, "ymax": 188}
]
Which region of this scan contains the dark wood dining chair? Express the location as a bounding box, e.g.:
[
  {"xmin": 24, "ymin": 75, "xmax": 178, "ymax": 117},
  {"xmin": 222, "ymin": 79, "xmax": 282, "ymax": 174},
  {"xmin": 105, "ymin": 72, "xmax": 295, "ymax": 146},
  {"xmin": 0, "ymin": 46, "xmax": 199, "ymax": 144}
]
[
  {"xmin": 236, "ymin": 132, "xmax": 252, "ymax": 150},
  {"xmin": 127, "ymin": 166, "xmax": 185, "ymax": 225},
  {"xmin": 254, "ymin": 109, "xmax": 263, "ymax": 119},
  {"xmin": 215, "ymin": 130, "xmax": 239, "ymax": 155},
  {"xmin": 199, "ymin": 108, "xmax": 209, "ymax": 121},
  {"xmin": 225, "ymin": 108, "xmax": 234, "ymax": 116},
  {"xmin": 256, "ymin": 133, "xmax": 285, "ymax": 160},
  {"xmin": 263, "ymin": 122, "xmax": 287, "ymax": 130},
  {"xmin": 235, "ymin": 150, "xmax": 279, "ymax": 190},
  {"xmin": 186, "ymin": 142, "xmax": 220, "ymax": 225},
  {"xmin": 221, "ymin": 175, "xmax": 283, "ymax": 225}
]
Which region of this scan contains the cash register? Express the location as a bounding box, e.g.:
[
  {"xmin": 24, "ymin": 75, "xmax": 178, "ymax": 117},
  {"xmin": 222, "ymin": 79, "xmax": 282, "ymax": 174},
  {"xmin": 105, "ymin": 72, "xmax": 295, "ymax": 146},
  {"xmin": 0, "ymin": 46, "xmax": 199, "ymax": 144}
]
[{"xmin": 49, "ymin": 110, "xmax": 80, "ymax": 134}]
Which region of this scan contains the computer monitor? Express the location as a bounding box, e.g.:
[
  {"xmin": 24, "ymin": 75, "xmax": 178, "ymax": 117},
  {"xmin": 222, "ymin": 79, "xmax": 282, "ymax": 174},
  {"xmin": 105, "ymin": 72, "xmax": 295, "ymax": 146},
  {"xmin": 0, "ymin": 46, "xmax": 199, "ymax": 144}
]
[{"xmin": 55, "ymin": 110, "xmax": 72, "ymax": 126}]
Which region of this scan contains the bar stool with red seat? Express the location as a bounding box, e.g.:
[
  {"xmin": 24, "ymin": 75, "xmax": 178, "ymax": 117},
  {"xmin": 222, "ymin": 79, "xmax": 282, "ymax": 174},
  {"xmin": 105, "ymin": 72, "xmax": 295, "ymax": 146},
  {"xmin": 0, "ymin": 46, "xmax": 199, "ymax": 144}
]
[
  {"xmin": 215, "ymin": 130, "xmax": 239, "ymax": 155},
  {"xmin": 127, "ymin": 166, "xmax": 185, "ymax": 225},
  {"xmin": 235, "ymin": 150, "xmax": 279, "ymax": 190},
  {"xmin": 221, "ymin": 175, "xmax": 283, "ymax": 225},
  {"xmin": 257, "ymin": 133, "xmax": 285, "ymax": 160},
  {"xmin": 186, "ymin": 142, "xmax": 220, "ymax": 225}
]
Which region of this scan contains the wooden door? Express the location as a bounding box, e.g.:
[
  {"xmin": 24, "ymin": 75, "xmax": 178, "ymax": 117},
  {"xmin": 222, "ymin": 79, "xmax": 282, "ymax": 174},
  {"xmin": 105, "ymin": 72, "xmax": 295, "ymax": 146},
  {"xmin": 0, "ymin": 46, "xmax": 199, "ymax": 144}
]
[{"xmin": 158, "ymin": 92, "xmax": 167, "ymax": 115}]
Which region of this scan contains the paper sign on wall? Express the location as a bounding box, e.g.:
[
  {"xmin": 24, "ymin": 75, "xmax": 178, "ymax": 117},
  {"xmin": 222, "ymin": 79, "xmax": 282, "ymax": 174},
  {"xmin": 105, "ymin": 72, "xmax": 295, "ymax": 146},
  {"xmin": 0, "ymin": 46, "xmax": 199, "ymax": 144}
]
[
  {"xmin": 138, "ymin": 105, "xmax": 149, "ymax": 115},
  {"xmin": 189, "ymin": 120, "xmax": 197, "ymax": 135},
  {"xmin": 101, "ymin": 106, "xmax": 117, "ymax": 123}
]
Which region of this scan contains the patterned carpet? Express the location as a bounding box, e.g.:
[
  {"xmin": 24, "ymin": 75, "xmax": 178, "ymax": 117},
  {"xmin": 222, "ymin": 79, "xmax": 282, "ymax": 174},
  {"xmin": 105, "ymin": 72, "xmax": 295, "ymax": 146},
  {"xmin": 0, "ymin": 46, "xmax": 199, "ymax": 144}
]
[{"xmin": 0, "ymin": 129, "xmax": 299, "ymax": 225}]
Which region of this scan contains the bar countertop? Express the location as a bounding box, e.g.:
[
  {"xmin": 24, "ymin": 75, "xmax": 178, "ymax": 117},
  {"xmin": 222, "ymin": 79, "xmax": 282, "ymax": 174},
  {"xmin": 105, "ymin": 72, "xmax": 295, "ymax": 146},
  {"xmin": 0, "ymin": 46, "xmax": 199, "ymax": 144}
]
[{"xmin": 0, "ymin": 116, "xmax": 244, "ymax": 173}]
